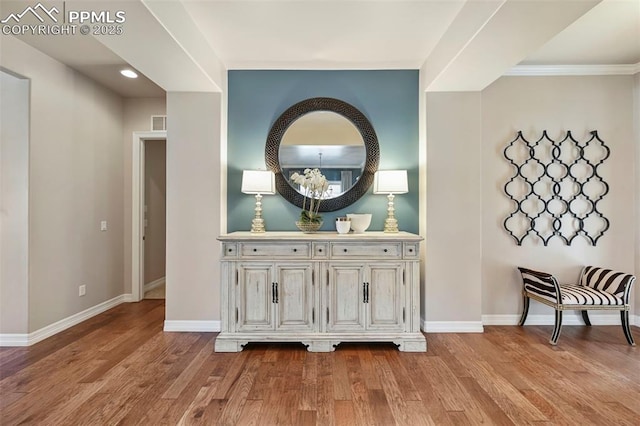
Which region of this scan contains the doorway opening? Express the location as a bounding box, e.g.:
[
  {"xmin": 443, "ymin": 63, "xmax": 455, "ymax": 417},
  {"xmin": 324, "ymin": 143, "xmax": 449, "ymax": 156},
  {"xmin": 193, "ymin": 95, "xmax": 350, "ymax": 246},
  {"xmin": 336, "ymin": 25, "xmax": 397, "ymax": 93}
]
[
  {"xmin": 142, "ymin": 139, "xmax": 166, "ymax": 299},
  {"xmin": 132, "ymin": 132, "xmax": 166, "ymax": 301}
]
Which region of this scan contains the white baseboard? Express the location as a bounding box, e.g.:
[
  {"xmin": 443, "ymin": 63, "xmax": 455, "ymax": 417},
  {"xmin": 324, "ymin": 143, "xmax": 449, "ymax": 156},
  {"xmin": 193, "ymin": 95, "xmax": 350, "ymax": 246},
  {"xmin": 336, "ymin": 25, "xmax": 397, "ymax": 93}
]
[
  {"xmin": 0, "ymin": 294, "xmax": 128, "ymax": 347},
  {"xmin": 3, "ymin": 306, "xmax": 633, "ymax": 347},
  {"xmin": 481, "ymin": 314, "xmax": 524, "ymax": 325},
  {"xmin": 418, "ymin": 312, "xmax": 639, "ymax": 333},
  {"xmin": 144, "ymin": 276, "xmax": 165, "ymax": 292},
  {"xmin": 482, "ymin": 313, "xmax": 636, "ymax": 326},
  {"xmin": 164, "ymin": 320, "xmax": 221, "ymax": 332},
  {"xmin": 0, "ymin": 333, "xmax": 30, "ymax": 346},
  {"xmin": 421, "ymin": 319, "xmax": 484, "ymax": 333}
]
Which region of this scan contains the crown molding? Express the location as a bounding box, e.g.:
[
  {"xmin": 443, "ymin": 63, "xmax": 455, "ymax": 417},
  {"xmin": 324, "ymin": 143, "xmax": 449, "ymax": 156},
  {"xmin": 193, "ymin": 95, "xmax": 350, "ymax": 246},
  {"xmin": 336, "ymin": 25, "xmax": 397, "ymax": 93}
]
[{"xmin": 505, "ymin": 63, "xmax": 640, "ymax": 76}]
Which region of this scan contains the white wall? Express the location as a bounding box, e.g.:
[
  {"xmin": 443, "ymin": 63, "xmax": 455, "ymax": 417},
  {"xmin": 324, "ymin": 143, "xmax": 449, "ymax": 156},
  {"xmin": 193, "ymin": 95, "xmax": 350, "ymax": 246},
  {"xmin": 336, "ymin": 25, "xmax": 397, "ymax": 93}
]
[
  {"xmin": 0, "ymin": 70, "xmax": 30, "ymax": 334},
  {"xmin": 1, "ymin": 37, "xmax": 125, "ymax": 331},
  {"xmin": 165, "ymin": 92, "xmax": 222, "ymax": 327},
  {"xmin": 481, "ymin": 76, "xmax": 636, "ymax": 320},
  {"xmin": 123, "ymin": 98, "xmax": 166, "ymax": 295},
  {"xmin": 425, "ymin": 92, "xmax": 483, "ymax": 330},
  {"xmin": 634, "ymin": 72, "xmax": 640, "ymax": 317}
]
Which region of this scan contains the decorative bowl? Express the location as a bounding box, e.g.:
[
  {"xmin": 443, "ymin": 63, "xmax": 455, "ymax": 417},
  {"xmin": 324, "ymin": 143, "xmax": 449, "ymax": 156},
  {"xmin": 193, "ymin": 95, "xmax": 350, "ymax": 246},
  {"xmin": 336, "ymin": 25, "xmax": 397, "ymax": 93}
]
[
  {"xmin": 296, "ymin": 220, "xmax": 323, "ymax": 233},
  {"xmin": 346, "ymin": 213, "xmax": 372, "ymax": 233}
]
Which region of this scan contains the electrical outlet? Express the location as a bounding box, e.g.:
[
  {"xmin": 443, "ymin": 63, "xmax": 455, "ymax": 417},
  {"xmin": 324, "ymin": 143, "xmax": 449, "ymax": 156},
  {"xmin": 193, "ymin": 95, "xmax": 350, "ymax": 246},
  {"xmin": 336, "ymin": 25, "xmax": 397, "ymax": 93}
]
[
  {"xmin": 100, "ymin": 221, "xmax": 107, "ymax": 231},
  {"xmin": 79, "ymin": 285, "xmax": 86, "ymax": 296}
]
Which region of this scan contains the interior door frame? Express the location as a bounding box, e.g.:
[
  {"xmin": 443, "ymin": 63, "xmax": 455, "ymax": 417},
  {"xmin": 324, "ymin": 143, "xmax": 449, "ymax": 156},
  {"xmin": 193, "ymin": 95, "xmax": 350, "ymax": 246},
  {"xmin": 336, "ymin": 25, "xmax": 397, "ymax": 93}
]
[{"xmin": 132, "ymin": 131, "xmax": 167, "ymax": 302}]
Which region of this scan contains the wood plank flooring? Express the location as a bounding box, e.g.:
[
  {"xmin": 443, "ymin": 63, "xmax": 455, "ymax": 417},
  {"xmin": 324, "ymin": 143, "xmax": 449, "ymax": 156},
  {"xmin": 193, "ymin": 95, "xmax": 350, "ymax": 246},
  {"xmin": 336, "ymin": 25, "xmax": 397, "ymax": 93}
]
[{"xmin": 1, "ymin": 300, "xmax": 638, "ymax": 425}]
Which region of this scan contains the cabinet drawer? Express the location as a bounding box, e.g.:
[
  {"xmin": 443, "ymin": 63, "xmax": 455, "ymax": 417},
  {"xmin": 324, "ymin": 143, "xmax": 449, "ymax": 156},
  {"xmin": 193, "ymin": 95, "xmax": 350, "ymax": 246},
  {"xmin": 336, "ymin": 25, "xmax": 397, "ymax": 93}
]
[
  {"xmin": 222, "ymin": 243, "xmax": 238, "ymax": 258},
  {"xmin": 330, "ymin": 243, "xmax": 402, "ymax": 259},
  {"xmin": 313, "ymin": 242, "xmax": 329, "ymax": 259},
  {"xmin": 404, "ymin": 243, "xmax": 419, "ymax": 259},
  {"xmin": 240, "ymin": 243, "xmax": 310, "ymax": 258}
]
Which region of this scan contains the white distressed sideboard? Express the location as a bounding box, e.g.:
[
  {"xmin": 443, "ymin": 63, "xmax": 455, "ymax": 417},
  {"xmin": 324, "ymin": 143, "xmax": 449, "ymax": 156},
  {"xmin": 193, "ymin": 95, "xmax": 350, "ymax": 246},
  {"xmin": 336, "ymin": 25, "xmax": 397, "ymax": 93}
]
[{"xmin": 215, "ymin": 231, "xmax": 426, "ymax": 352}]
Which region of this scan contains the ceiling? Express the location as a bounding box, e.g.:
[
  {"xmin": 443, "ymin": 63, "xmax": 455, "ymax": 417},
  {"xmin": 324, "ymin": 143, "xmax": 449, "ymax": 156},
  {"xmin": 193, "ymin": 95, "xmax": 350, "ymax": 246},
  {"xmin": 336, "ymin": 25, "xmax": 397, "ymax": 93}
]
[
  {"xmin": 1, "ymin": 0, "xmax": 638, "ymax": 97},
  {"xmin": 183, "ymin": 0, "xmax": 464, "ymax": 69}
]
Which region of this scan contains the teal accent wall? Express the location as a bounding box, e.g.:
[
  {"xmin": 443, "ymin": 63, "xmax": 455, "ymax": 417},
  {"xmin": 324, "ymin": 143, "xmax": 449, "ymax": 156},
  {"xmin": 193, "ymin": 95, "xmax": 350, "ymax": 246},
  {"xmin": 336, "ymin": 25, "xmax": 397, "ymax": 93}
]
[{"xmin": 227, "ymin": 70, "xmax": 419, "ymax": 233}]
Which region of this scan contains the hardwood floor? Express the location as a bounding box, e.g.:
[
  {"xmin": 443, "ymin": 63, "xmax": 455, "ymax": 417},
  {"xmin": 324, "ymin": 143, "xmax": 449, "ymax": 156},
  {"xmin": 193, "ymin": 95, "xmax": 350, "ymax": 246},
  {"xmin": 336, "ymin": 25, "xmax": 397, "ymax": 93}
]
[{"xmin": 1, "ymin": 300, "xmax": 638, "ymax": 425}]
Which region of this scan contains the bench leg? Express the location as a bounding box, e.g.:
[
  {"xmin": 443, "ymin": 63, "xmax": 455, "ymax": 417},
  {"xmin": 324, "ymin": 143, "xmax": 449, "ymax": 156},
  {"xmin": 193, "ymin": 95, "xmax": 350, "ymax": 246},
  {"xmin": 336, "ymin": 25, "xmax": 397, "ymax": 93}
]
[
  {"xmin": 620, "ymin": 310, "xmax": 636, "ymax": 346},
  {"xmin": 518, "ymin": 294, "xmax": 530, "ymax": 326},
  {"xmin": 550, "ymin": 310, "xmax": 563, "ymax": 345},
  {"xmin": 580, "ymin": 310, "xmax": 591, "ymax": 326}
]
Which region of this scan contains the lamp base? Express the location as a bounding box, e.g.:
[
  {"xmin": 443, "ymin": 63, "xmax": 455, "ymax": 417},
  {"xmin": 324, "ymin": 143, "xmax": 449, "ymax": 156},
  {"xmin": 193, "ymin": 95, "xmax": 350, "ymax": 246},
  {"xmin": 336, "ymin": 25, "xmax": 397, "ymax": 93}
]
[
  {"xmin": 250, "ymin": 193, "xmax": 266, "ymax": 233},
  {"xmin": 383, "ymin": 218, "xmax": 399, "ymax": 233},
  {"xmin": 251, "ymin": 218, "xmax": 266, "ymax": 233},
  {"xmin": 383, "ymin": 193, "xmax": 400, "ymax": 233}
]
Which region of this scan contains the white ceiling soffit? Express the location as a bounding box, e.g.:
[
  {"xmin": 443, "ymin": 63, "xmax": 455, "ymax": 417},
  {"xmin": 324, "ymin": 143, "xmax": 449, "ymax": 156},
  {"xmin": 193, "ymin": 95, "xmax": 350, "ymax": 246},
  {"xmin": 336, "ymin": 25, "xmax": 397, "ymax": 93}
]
[
  {"xmin": 420, "ymin": 0, "xmax": 505, "ymax": 90},
  {"xmin": 6, "ymin": 31, "xmax": 165, "ymax": 98},
  {"xmin": 508, "ymin": 0, "xmax": 640, "ymax": 76},
  {"xmin": 85, "ymin": 0, "xmax": 223, "ymax": 93},
  {"xmin": 140, "ymin": 0, "xmax": 225, "ymax": 87},
  {"xmin": 422, "ymin": 0, "xmax": 602, "ymax": 92},
  {"xmin": 521, "ymin": 0, "xmax": 640, "ymax": 66},
  {"xmin": 0, "ymin": 0, "xmax": 164, "ymax": 97}
]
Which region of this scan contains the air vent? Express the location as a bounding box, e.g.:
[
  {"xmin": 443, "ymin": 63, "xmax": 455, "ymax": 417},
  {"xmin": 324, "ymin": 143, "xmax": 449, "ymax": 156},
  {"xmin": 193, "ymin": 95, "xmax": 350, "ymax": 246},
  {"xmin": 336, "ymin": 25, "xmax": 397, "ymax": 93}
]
[{"xmin": 151, "ymin": 115, "xmax": 166, "ymax": 131}]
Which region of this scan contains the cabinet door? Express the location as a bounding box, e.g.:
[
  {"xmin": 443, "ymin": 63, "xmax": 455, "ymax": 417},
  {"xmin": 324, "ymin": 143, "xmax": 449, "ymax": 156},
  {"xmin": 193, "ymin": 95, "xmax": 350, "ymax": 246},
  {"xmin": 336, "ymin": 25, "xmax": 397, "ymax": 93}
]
[
  {"xmin": 237, "ymin": 263, "xmax": 274, "ymax": 332},
  {"xmin": 326, "ymin": 264, "xmax": 366, "ymax": 331},
  {"xmin": 367, "ymin": 263, "xmax": 404, "ymax": 331},
  {"xmin": 275, "ymin": 263, "xmax": 314, "ymax": 331}
]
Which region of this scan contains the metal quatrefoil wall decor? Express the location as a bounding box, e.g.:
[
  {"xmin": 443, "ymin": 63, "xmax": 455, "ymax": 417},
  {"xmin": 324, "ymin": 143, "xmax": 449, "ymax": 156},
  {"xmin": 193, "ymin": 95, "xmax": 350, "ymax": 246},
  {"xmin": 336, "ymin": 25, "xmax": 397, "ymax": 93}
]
[{"xmin": 503, "ymin": 130, "xmax": 610, "ymax": 246}]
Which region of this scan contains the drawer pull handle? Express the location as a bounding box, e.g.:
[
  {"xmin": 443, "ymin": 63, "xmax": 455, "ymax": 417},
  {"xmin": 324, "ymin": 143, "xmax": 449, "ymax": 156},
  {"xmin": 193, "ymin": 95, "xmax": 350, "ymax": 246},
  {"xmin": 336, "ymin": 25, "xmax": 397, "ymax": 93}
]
[
  {"xmin": 383, "ymin": 249, "xmax": 388, "ymax": 253},
  {"xmin": 253, "ymin": 248, "xmax": 257, "ymax": 252},
  {"xmin": 409, "ymin": 249, "xmax": 413, "ymax": 253},
  {"xmin": 319, "ymin": 248, "xmax": 323, "ymax": 253},
  {"xmin": 293, "ymin": 248, "xmax": 297, "ymax": 252},
  {"xmin": 343, "ymin": 249, "xmax": 348, "ymax": 253},
  {"xmin": 228, "ymin": 248, "xmax": 232, "ymax": 253}
]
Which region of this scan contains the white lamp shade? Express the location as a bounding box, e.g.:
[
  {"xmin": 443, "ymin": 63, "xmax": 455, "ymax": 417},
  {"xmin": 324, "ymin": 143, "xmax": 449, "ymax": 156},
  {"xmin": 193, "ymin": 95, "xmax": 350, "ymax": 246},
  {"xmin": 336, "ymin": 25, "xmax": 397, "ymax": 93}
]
[
  {"xmin": 373, "ymin": 170, "xmax": 408, "ymax": 194},
  {"xmin": 241, "ymin": 170, "xmax": 275, "ymax": 194}
]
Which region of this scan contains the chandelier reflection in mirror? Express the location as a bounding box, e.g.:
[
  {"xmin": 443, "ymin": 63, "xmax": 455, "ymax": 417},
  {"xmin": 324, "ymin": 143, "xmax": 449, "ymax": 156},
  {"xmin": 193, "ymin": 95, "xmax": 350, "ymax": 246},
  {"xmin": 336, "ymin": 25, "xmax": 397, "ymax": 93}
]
[{"xmin": 279, "ymin": 111, "xmax": 366, "ymax": 199}]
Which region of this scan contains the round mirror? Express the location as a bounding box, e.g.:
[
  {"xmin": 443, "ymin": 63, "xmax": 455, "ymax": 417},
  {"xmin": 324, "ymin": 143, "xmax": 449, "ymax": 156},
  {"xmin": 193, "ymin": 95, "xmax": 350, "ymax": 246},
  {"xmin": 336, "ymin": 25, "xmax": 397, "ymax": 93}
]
[{"xmin": 266, "ymin": 97, "xmax": 379, "ymax": 212}]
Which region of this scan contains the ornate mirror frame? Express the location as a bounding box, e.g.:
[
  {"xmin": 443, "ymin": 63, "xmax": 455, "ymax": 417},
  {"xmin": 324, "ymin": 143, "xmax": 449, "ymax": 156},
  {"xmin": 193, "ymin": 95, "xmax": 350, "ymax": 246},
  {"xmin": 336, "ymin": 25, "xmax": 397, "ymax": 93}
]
[{"xmin": 265, "ymin": 97, "xmax": 379, "ymax": 212}]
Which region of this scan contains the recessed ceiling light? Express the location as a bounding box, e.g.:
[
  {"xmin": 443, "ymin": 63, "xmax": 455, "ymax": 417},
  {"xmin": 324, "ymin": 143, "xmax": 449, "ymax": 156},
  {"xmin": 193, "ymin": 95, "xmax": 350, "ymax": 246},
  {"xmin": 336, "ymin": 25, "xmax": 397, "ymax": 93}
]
[{"xmin": 120, "ymin": 69, "xmax": 138, "ymax": 79}]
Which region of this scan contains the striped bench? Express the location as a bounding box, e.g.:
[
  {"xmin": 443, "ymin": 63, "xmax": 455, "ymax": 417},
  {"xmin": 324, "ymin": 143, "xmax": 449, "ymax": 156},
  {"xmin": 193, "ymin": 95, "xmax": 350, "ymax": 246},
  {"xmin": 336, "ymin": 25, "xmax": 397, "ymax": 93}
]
[{"xmin": 517, "ymin": 266, "xmax": 636, "ymax": 345}]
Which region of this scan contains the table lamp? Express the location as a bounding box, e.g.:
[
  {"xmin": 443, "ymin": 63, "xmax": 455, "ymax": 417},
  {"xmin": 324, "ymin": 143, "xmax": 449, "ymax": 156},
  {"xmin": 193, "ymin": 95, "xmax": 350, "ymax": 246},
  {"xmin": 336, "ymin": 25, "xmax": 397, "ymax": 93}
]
[
  {"xmin": 373, "ymin": 170, "xmax": 408, "ymax": 233},
  {"xmin": 241, "ymin": 170, "xmax": 276, "ymax": 233}
]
